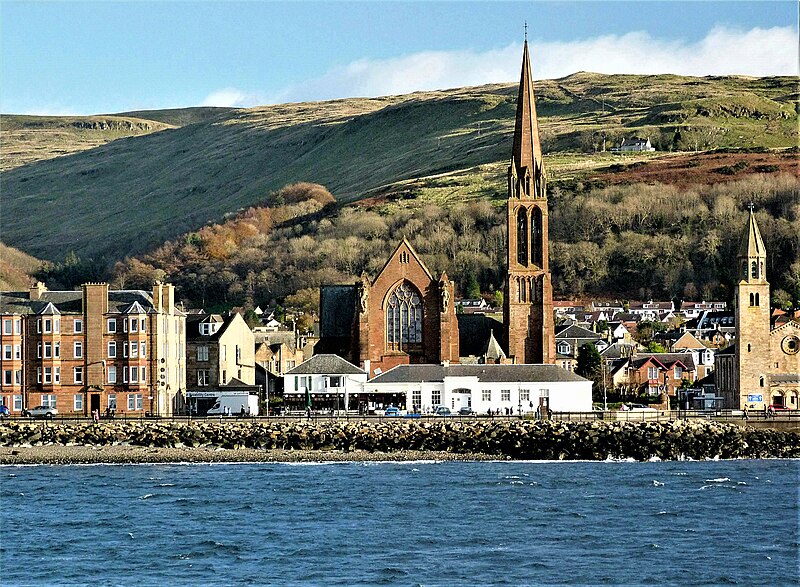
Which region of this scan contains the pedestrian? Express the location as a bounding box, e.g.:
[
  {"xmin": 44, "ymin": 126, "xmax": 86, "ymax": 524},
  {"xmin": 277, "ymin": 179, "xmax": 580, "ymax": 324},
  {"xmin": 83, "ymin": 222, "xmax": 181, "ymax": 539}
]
[
  {"xmin": 767, "ymin": 405, "xmax": 775, "ymax": 419},
  {"xmin": 742, "ymin": 405, "xmax": 749, "ymax": 421},
  {"xmin": 92, "ymin": 409, "xmax": 99, "ymax": 424},
  {"xmin": 763, "ymin": 405, "xmax": 768, "ymax": 419}
]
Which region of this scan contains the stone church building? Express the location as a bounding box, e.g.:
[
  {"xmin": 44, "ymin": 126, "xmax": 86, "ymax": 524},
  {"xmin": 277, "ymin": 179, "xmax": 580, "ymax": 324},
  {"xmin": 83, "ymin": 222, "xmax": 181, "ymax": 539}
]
[
  {"xmin": 317, "ymin": 41, "xmax": 556, "ymax": 376},
  {"xmin": 715, "ymin": 209, "xmax": 800, "ymax": 410}
]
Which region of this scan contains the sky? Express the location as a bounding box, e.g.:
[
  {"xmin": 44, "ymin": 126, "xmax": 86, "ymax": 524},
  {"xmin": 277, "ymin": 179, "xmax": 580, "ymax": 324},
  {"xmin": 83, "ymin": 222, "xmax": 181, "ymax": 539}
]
[{"xmin": 1, "ymin": 1, "xmax": 797, "ymax": 115}]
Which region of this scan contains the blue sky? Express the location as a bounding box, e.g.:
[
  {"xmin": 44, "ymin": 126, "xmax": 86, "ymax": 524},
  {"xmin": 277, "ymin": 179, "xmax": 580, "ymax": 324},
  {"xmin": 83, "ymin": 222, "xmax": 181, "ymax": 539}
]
[{"xmin": 1, "ymin": 1, "xmax": 797, "ymax": 115}]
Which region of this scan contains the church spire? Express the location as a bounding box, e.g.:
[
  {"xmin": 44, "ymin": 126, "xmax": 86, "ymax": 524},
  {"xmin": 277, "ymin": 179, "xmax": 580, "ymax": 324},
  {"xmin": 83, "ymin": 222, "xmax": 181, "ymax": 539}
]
[
  {"xmin": 510, "ymin": 40, "xmax": 545, "ymax": 199},
  {"xmin": 738, "ymin": 204, "xmax": 766, "ymax": 261}
]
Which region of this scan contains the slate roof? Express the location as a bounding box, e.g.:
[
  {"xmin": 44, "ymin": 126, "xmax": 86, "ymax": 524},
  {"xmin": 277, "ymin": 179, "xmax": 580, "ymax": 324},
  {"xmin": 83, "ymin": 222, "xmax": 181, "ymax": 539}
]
[
  {"xmin": 629, "ymin": 353, "xmax": 696, "ymax": 371},
  {"xmin": 0, "ymin": 289, "xmax": 165, "ymax": 315},
  {"xmin": 600, "ymin": 342, "xmax": 638, "ymax": 359},
  {"xmin": 286, "ymin": 354, "xmax": 365, "ymax": 376},
  {"xmin": 369, "ymin": 363, "xmax": 590, "ymax": 384},
  {"xmin": 555, "ymin": 324, "xmax": 601, "ymax": 340}
]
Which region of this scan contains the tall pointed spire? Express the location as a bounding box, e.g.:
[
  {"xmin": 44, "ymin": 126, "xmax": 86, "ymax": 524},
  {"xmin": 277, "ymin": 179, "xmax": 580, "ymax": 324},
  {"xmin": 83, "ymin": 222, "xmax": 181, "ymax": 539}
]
[
  {"xmin": 737, "ymin": 205, "xmax": 766, "ymax": 261},
  {"xmin": 510, "ymin": 40, "xmax": 545, "ymax": 199}
]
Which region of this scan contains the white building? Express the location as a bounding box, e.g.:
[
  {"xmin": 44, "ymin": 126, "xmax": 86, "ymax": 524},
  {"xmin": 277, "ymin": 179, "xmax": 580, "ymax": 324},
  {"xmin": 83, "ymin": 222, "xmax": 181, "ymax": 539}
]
[
  {"xmin": 284, "ymin": 354, "xmax": 367, "ymax": 411},
  {"xmin": 366, "ymin": 364, "xmax": 592, "ymax": 414}
]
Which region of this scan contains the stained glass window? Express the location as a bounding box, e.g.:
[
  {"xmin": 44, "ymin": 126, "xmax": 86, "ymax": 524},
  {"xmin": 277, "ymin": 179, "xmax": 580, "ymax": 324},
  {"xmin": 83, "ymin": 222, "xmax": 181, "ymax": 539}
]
[{"xmin": 386, "ymin": 283, "xmax": 423, "ymax": 351}]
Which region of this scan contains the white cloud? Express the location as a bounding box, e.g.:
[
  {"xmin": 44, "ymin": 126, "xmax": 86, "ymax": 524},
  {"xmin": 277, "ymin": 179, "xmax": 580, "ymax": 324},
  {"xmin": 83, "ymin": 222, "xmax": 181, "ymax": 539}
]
[
  {"xmin": 200, "ymin": 88, "xmax": 262, "ymax": 108},
  {"xmin": 272, "ymin": 25, "xmax": 798, "ymax": 103}
]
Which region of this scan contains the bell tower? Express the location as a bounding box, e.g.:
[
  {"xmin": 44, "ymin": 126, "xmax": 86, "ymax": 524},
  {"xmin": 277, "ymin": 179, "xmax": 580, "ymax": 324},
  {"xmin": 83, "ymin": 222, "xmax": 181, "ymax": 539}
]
[
  {"xmin": 503, "ymin": 40, "xmax": 555, "ymax": 364},
  {"xmin": 734, "ymin": 205, "xmax": 771, "ymax": 408}
]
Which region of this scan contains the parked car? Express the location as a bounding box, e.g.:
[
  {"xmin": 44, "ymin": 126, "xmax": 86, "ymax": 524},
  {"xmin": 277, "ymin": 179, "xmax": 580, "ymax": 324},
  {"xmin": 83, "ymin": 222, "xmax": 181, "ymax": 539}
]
[
  {"xmin": 23, "ymin": 405, "xmax": 58, "ymax": 419},
  {"xmin": 0, "ymin": 405, "xmax": 10, "ymax": 419},
  {"xmin": 384, "ymin": 406, "xmax": 401, "ymax": 417},
  {"xmin": 627, "ymin": 404, "xmax": 657, "ymax": 412},
  {"xmin": 434, "ymin": 406, "xmax": 452, "ymax": 416},
  {"xmin": 769, "ymin": 404, "xmax": 791, "ymax": 411},
  {"xmin": 458, "ymin": 407, "xmax": 474, "ymax": 416}
]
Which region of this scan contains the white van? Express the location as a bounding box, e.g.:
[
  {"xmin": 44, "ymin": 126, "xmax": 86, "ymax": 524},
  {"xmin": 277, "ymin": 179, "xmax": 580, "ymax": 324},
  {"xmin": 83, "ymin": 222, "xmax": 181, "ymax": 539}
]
[{"xmin": 206, "ymin": 394, "xmax": 259, "ymax": 417}]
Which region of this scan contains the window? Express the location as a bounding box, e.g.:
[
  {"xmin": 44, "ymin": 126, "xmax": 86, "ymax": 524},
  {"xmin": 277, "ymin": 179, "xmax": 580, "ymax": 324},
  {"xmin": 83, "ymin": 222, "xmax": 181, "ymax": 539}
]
[
  {"xmin": 751, "ymin": 261, "xmax": 758, "ymax": 280},
  {"xmin": 107, "ymin": 318, "xmax": 116, "ymax": 333},
  {"xmin": 196, "ymin": 346, "xmax": 209, "ymax": 361},
  {"xmin": 286, "ymin": 360, "xmax": 295, "ymax": 370},
  {"xmin": 412, "ymin": 389, "xmax": 421, "ymax": 409},
  {"xmin": 141, "ymin": 366, "xmax": 146, "ymax": 381},
  {"xmin": 44, "ymin": 319, "xmax": 52, "ymax": 333},
  {"xmin": 236, "ymin": 345, "xmax": 241, "ymax": 363},
  {"xmin": 517, "ymin": 208, "xmax": 528, "ymax": 265},
  {"xmin": 74, "ymin": 319, "xmax": 83, "ymax": 333},
  {"xmin": 74, "ymin": 367, "xmax": 83, "ymax": 384},
  {"xmin": 140, "ymin": 318, "xmax": 146, "ymax": 332},
  {"xmin": 37, "ymin": 343, "xmax": 42, "ymax": 358},
  {"xmin": 14, "ymin": 370, "xmax": 21, "ymax": 384},
  {"xmin": 107, "ymin": 366, "xmax": 117, "ymax": 384},
  {"xmin": 128, "ymin": 393, "xmax": 143, "ymax": 411},
  {"xmin": 386, "ymin": 283, "xmax": 423, "ymax": 351},
  {"xmin": 197, "ymin": 370, "xmax": 209, "ymax": 386},
  {"xmin": 482, "ymin": 389, "xmax": 491, "ymax": 402},
  {"xmin": 130, "ymin": 343, "xmax": 138, "ymax": 358},
  {"xmin": 432, "ymin": 390, "xmax": 441, "ymax": 406},
  {"xmin": 329, "ymin": 376, "xmax": 341, "ymax": 387},
  {"xmin": 674, "ymin": 366, "xmax": 683, "ymax": 379},
  {"xmin": 140, "ymin": 342, "xmax": 146, "ymax": 357},
  {"xmin": 44, "ymin": 342, "xmax": 52, "ymax": 358},
  {"xmin": 647, "ymin": 366, "xmax": 659, "ymax": 380},
  {"xmin": 123, "ymin": 368, "xmax": 128, "ymax": 383},
  {"xmin": 37, "ymin": 367, "xmax": 42, "ymax": 383},
  {"xmin": 14, "ymin": 345, "xmax": 20, "ymax": 359},
  {"xmin": 520, "ymin": 389, "xmax": 530, "ymax": 401},
  {"xmin": 44, "ymin": 367, "xmax": 52, "ymax": 384},
  {"xmin": 74, "ymin": 341, "xmax": 83, "ymax": 358},
  {"xmin": 54, "ymin": 367, "xmax": 60, "ymax": 384},
  {"xmin": 130, "ymin": 367, "xmax": 139, "ymax": 383},
  {"xmin": 557, "ymin": 342, "xmax": 571, "ymax": 355},
  {"xmin": 108, "ymin": 341, "xmax": 116, "ymax": 358},
  {"xmin": 13, "ymin": 395, "xmax": 22, "ymax": 411},
  {"xmin": 36, "ymin": 319, "xmax": 41, "ymax": 333},
  {"xmin": 2, "ymin": 319, "xmax": 11, "ymax": 335},
  {"xmin": 222, "ymin": 370, "xmax": 227, "ymax": 384},
  {"xmin": 3, "ymin": 345, "xmax": 11, "ymax": 360},
  {"xmin": 130, "ymin": 318, "xmax": 138, "ymax": 332},
  {"xmin": 42, "ymin": 394, "xmax": 56, "ymax": 408},
  {"xmin": 3, "ymin": 370, "xmax": 11, "ymax": 385},
  {"xmin": 123, "ymin": 342, "xmax": 128, "ymax": 358},
  {"xmin": 54, "ymin": 319, "xmax": 60, "ymax": 333},
  {"xmin": 54, "ymin": 342, "xmax": 60, "ymax": 358},
  {"xmin": 108, "ymin": 394, "xmax": 117, "ymax": 409},
  {"xmin": 501, "ymin": 389, "xmax": 511, "ymax": 402},
  {"xmin": 74, "ymin": 394, "xmax": 83, "ymax": 411},
  {"xmin": 14, "ymin": 319, "xmax": 20, "ymax": 335}
]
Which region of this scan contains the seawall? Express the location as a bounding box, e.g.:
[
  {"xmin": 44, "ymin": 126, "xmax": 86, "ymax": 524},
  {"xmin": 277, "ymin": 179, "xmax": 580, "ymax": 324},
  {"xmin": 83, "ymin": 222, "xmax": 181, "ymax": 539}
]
[{"xmin": 1, "ymin": 419, "xmax": 798, "ymax": 461}]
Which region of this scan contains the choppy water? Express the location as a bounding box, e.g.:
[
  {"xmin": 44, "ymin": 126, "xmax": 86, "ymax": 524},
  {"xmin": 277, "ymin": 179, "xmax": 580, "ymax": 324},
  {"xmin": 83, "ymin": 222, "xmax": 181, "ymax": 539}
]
[{"xmin": 1, "ymin": 459, "xmax": 798, "ymax": 586}]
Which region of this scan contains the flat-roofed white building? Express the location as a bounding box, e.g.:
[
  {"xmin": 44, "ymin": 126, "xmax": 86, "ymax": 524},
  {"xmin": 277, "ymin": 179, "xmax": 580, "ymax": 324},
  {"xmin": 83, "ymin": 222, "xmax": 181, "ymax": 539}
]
[{"xmin": 366, "ymin": 363, "xmax": 592, "ymax": 414}]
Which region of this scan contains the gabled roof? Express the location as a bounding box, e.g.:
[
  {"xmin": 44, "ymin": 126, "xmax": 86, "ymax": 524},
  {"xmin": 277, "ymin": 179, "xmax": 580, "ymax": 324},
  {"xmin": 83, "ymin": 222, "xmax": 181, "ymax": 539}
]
[
  {"xmin": 374, "ymin": 238, "xmax": 434, "ymax": 283},
  {"xmin": 484, "ymin": 330, "xmax": 506, "ymax": 360},
  {"xmin": 123, "ymin": 301, "xmax": 147, "ymax": 315},
  {"xmin": 630, "ymin": 353, "xmax": 696, "ymax": 371},
  {"xmin": 287, "ymin": 354, "xmax": 365, "ymax": 376},
  {"xmin": 555, "ymin": 324, "xmax": 601, "ymax": 341},
  {"xmin": 38, "ymin": 301, "xmax": 61, "ymax": 315}
]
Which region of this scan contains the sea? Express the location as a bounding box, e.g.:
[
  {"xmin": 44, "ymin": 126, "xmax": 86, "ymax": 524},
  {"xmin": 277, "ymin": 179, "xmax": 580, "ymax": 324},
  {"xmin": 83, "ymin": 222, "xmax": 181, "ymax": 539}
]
[{"xmin": 1, "ymin": 459, "xmax": 798, "ymax": 586}]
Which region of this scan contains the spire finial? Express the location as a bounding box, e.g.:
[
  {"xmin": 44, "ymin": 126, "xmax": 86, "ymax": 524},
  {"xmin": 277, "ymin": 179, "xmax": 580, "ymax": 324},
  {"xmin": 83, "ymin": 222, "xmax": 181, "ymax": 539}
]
[{"xmin": 524, "ymin": 20, "xmax": 528, "ymax": 42}]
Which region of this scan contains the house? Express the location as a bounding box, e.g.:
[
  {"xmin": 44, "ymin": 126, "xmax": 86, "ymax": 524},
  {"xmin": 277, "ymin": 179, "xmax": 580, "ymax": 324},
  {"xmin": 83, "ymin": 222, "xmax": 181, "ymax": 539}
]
[
  {"xmin": 611, "ymin": 353, "xmax": 696, "ymax": 397},
  {"xmin": 455, "ymin": 298, "xmax": 493, "ymax": 314},
  {"xmin": 366, "ymin": 363, "xmax": 592, "ymax": 414},
  {"xmin": 186, "ymin": 312, "xmax": 256, "ymax": 400},
  {"xmin": 0, "ymin": 282, "xmax": 185, "ymax": 417},
  {"xmin": 612, "ymin": 137, "xmax": 655, "ymax": 152},
  {"xmin": 555, "ymin": 324, "xmax": 603, "ymax": 372},
  {"xmin": 678, "ymin": 301, "xmax": 727, "ymax": 320},
  {"xmin": 283, "ymin": 354, "xmax": 368, "ymax": 412}
]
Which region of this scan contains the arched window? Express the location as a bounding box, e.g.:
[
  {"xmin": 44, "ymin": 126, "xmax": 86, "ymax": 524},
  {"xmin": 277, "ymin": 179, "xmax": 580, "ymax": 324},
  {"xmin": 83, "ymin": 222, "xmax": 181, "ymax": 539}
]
[
  {"xmin": 516, "ymin": 278, "xmax": 522, "ymax": 303},
  {"xmin": 521, "ymin": 278, "xmax": 527, "ymax": 303},
  {"xmin": 751, "ymin": 261, "xmax": 758, "ymax": 280},
  {"xmin": 531, "ymin": 207, "xmax": 543, "ymax": 267},
  {"xmin": 386, "ymin": 283, "xmax": 423, "ymax": 352},
  {"xmin": 755, "ymin": 292, "xmax": 760, "ymax": 306},
  {"xmin": 517, "ymin": 209, "xmax": 528, "ymax": 266},
  {"xmin": 750, "ymin": 293, "xmax": 755, "ymax": 306},
  {"xmin": 759, "ymin": 376, "xmax": 764, "ymax": 388}
]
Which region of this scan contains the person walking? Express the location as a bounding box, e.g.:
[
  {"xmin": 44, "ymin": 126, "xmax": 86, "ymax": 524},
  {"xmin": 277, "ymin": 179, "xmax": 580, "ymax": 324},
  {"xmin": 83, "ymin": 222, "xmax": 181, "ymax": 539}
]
[{"xmin": 742, "ymin": 405, "xmax": 749, "ymax": 421}]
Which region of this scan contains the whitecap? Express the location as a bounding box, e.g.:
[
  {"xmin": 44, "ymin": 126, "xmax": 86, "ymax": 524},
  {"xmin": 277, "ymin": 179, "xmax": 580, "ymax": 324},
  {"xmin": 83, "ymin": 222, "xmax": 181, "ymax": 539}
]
[
  {"xmin": 139, "ymin": 494, "xmax": 154, "ymax": 500},
  {"xmin": 652, "ymin": 480, "xmax": 664, "ymax": 487},
  {"xmin": 705, "ymin": 477, "xmax": 730, "ymax": 483}
]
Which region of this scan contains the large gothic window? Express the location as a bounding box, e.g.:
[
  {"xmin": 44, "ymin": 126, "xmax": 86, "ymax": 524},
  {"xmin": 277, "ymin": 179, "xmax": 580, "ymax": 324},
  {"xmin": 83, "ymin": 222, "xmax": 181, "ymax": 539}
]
[
  {"xmin": 386, "ymin": 283, "xmax": 423, "ymax": 352},
  {"xmin": 531, "ymin": 207, "xmax": 543, "ymax": 267},
  {"xmin": 517, "ymin": 209, "xmax": 528, "ymax": 265}
]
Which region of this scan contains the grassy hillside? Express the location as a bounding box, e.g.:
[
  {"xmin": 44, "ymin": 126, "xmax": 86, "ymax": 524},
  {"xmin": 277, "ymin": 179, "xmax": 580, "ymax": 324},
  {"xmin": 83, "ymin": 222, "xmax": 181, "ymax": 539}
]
[
  {"xmin": 0, "ymin": 115, "xmax": 175, "ymax": 172},
  {"xmin": 1, "ymin": 73, "xmax": 797, "ymax": 263},
  {"xmin": 110, "ymin": 106, "xmax": 236, "ymax": 127},
  {"xmin": 0, "ymin": 243, "xmax": 42, "ymax": 290}
]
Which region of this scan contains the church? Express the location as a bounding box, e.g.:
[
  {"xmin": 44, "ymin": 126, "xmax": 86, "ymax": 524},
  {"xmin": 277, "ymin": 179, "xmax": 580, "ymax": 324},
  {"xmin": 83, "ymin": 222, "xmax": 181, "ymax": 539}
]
[
  {"xmin": 317, "ymin": 40, "xmax": 556, "ymax": 376},
  {"xmin": 715, "ymin": 208, "xmax": 800, "ymax": 410}
]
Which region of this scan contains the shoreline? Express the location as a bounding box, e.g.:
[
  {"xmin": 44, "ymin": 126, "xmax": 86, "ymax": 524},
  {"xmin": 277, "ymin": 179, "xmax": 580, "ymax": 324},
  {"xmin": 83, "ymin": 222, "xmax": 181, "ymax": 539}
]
[{"xmin": 0, "ymin": 445, "xmax": 500, "ymax": 466}]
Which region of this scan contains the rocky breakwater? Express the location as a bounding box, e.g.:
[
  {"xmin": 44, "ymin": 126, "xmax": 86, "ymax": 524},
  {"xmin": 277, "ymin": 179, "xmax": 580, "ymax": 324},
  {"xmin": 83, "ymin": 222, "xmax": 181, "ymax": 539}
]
[{"xmin": 1, "ymin": 419, "xmax": 798, "ymax": 461}]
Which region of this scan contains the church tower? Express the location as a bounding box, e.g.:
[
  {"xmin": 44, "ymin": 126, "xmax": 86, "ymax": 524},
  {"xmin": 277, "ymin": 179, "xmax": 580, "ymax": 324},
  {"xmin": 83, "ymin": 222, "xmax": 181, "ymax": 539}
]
[
  {"xmin": 734, "ymin": 206, "xmax": 771, "ymax": 408},
  {"xmin": 503, "ymin": 40, "xmax": 555, "ymax": 364}
]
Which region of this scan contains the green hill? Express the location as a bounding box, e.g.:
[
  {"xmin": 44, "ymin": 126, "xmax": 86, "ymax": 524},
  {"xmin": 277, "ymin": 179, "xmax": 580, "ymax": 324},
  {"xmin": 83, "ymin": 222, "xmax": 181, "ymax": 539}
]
[{"xmin": 1, "ymin": 73, "xmax": 797, "ymax": 263}]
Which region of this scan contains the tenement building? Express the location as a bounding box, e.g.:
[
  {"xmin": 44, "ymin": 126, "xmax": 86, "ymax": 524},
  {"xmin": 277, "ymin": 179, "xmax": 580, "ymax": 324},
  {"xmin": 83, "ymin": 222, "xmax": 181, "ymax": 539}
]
[
  {"xmin": 0, "ymin": 282, "xmax": 186, "ymax": 417},
  {"xmin": 715, "ymin": 209, "xmax": 800, "ymax": 409},
  {"xmin": 317, "ymin": 41, "xmax": 555, "ymax": 371}
]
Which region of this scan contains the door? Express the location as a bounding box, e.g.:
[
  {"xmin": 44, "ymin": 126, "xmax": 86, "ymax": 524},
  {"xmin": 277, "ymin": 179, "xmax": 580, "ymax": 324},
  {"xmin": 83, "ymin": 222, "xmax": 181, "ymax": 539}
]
[{"xmin": 90, "ymin": 394, "xmax": 100, "ymax": 415}]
